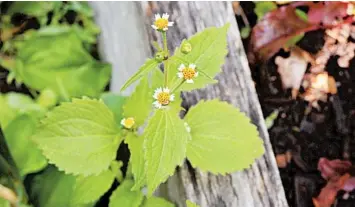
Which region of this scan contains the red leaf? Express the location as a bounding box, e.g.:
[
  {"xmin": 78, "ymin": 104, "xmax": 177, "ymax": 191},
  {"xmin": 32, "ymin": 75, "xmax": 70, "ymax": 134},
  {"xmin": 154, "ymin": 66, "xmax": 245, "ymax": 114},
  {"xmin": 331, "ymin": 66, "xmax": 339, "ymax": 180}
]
[
  {"xmin": 313, "ymin": 174, "xmax": 350, "ymax": 207},
  {"xmin": 307, "ymin": 2, "xmax": 350, "ymax": 26},
  {"xmin": 317, "ymin": 157, "xmax": 352, "ymax": 180},
  {"xmin": 250, "ymin": 2, "xmax": 353, "ymax": 61},
  {"xmin": 250, "ymin": 5, "xmax": 314, "ymax": 60}
]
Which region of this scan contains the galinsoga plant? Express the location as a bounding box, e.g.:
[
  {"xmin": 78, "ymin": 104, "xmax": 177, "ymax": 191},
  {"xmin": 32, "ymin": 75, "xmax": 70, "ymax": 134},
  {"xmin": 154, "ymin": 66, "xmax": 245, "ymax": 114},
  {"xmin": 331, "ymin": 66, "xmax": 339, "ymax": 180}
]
[{"xmin": 31, "ymin": 13, "xmax": 265, "ymax": 206}]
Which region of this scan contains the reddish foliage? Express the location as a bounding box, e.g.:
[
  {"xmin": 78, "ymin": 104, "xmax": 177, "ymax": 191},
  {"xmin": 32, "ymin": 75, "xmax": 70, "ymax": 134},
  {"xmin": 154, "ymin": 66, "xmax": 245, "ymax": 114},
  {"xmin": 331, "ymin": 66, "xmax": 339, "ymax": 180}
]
[
  {"xmin": 313, "ymin": 173, "xmax": 350, "ymax": 207},
  {"xmin": 317, "ymin": 157, "xmax": 352, "ymax": 180},
  {"xmin": 313, "ymin": 158, "xmax": 355, "ymax": 207},
  {"xmin": 250, "ymin": 2, "xmax": 353, "ymax": 61},
  {"xmin": 306, "ymin": 2, "xmax": 350, "ymax": 26}
]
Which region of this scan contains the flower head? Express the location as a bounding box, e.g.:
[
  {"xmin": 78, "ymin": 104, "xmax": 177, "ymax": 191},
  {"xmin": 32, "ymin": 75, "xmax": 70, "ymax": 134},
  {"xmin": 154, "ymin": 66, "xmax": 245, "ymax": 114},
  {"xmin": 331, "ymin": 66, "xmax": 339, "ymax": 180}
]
[
  {"xmin": 121, "ymin": 117, "xmax": 135, "ymax": 129},
  {"xmin": 153, "ymin": 87, "xmax": 174, "ymax": 108},
  {"xmin": 177, "ymin": 64, "xmax": 198, "ymax": 83},
  {"xmin": 151, "ymin": 13, "xmax": 174, "ymax": 31}
]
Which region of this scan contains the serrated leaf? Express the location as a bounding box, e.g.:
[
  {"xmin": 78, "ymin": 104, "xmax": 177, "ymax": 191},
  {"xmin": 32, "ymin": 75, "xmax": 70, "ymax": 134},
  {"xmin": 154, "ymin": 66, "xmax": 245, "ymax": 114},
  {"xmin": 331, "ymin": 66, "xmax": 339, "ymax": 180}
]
[
  {"xmin": 125, "ymin": 133, "xmax": 146, "ymax": 190},
  {"xmin": 101, "ymin": 93, "xmax": 127, "ymax": 126},
  {"xmin": 168, "ymin": 24, "xmax": 229, "ymax": 91},
  {"xmin": 71, "ymin": 170, "xmax": 115, "ymax": 205},
  {"xmin": 32, "ymin": 98, "xmax": 121, "ymax": 176},
  {"xmin": 121, "ymin": 59, "xmax": 159, "ymax": 92},
  {"xmin": 15, "ymin": 29, "xmax": 111, "ymax": 100},
  {"xmin": 123, "ymin": 77, "xmax": 153, "ymax": 127},
  {"xmin": 4, "ymin": 115, "xmax": 47, "ymax": 176},
  {"xmin": 30, "ymin": 166, "xmax": 76, "ymax": 207},
  {"xmin": 144, "ymin": 109, "xmax": 189, "ymax": 196},
  {"xmin": 108, "ymin": 180, "xmax": 144, "ymax": 207},
  {"xmin": 143, "ymin": 197, "xmax": 175, "ymax": 207},
  {"xmin": 184, "ymin": 100, "xmax": 264, "ymax": 174},
  {"xmin": 186, "ymin": 200, "xmax": 200, "ymax": 207}
]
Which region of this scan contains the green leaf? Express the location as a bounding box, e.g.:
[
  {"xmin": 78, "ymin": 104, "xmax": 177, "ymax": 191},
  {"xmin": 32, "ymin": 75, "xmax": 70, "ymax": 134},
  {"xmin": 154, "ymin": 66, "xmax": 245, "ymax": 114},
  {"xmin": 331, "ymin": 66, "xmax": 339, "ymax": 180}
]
[
  {"xmin": 284, "ymin": 33, "xmax": 304, "ymax": 49},
  {"xmin": 110, "ymin": 160, "xmax": 124, "ymax": 182},
  {"xmin": 0, "ymin": 198, "xmax": 10, "ymax": 207},
  {"xmin": 101, "ymin": 93, "xmax": 127, "ymax": 126},
  {"xmin": 36, "ymin": 88, "xmax": 58, "ymax": 109},
  {"xmin": 254, "ymin": 2, "xmax": 277, "ymax": 21},
  {"xmin": 0, "ymin": 93, "xmax": 44, "ymax": 129},
  {"xmin": 30, "ymin": 166, "xmax": 76, "ymax": 207},
  {"xmin": 32, "ymin": 98, "xmax": 121, "ymax": 176},
  {"xmin": 265, "ymin": 110, "xmax": 279, "ymax": 129},
  {"xmin": 108, "ymin": 180, "xmax": 144, "ymax": 207},
  {"xmin": 67, "ymin": 2, "xmax": 94, "ymax": 17},
  {"xmin": 125, "ymin": 133, "xmax": 146, "ymax": 190},
  {"xmin": 123, "ymin": 77, "xmax": 153, "ymax": 127},
  {"xmin": 71, "ymin": 170, "xmax": 115, "ymax": 205},
  {"xmin": 144, "ymin": 109, "xmax": 189, "ymax": 196},
  {"xmin": 15, "ymin": 28, "xmax": 111, "ymax": 100},
  {"xmin": 7, "ymin": 2, "xmax": 60, "ymax": 17},
  {"xmin": 184, "ymin": 100, "xmax": 264, "ymax": 174},
  {"xmin": 4, "ymin": 115, "xmax": 47, "ymax": 176},
  {"xmin": 143, "ymin": 197, "xmax": 175, "ymax": 207},
  {"xmin": 121, "ymin": 59, "xmax": 159, "ymax": 92},
  {"xmin": 295, "ymin": 9, "xmax": 308, "ymax": 22},
  {"xmin": 186, "ymin": 200, "xmax": 200, "ymax": 207},
  {"xmin": 240, "ymin": 26, "xmax": 251, "ymax": 39},
  {"xmin": 168, "ymin": 24, "xmax": 229, "ymax": 91}
]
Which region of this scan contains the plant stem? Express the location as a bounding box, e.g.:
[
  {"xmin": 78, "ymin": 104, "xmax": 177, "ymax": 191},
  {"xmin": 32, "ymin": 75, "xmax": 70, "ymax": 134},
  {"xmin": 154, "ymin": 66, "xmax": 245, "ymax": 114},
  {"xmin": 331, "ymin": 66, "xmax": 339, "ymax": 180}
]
[{"xmin": 162, "ymin": 32, "xmax": 169, "ymax": 87}]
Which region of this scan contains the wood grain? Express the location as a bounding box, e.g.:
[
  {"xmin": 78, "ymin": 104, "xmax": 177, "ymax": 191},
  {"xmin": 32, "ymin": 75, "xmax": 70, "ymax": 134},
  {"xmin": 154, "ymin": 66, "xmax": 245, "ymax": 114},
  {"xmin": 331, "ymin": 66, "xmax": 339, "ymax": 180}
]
[{"xmin": 91, "ymin": 2, "xmax": 288, "ymax": 206}]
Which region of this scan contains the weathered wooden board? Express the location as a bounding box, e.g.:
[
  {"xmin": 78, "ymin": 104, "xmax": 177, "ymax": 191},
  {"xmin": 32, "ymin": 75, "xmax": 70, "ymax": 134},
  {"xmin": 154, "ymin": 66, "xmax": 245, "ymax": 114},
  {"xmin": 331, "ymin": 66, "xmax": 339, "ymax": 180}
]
[{"xmin": 91, "ymin": 2, "xmax": 288, "ymax": 207}]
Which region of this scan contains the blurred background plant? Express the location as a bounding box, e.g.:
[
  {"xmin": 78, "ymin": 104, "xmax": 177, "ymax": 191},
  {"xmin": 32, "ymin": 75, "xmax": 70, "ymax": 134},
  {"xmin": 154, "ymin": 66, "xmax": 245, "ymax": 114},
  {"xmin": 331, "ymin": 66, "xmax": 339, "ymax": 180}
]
[{"xmin": 0, "ymin": 2, "xmax": 118, "ymax": 207}]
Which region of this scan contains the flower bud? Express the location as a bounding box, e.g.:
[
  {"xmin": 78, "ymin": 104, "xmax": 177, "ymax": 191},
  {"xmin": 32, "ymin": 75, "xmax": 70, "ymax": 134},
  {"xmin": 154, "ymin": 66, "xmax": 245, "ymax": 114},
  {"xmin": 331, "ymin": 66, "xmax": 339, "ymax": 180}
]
[
  {"xmin": 155, "ymin": 51, "xmax": 165, "ymax": 62},
  {"xmin": 181, "ymin": 41, "xmax": 192, "ymax": 54}
]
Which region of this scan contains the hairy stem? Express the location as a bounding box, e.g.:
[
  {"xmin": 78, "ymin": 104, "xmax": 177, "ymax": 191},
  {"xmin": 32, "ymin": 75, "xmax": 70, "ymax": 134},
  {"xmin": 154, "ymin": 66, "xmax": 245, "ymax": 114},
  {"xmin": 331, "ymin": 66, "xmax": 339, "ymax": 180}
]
[{"xmin": 162, "ymin": 32, "xmax": 169, "ymax": 87}]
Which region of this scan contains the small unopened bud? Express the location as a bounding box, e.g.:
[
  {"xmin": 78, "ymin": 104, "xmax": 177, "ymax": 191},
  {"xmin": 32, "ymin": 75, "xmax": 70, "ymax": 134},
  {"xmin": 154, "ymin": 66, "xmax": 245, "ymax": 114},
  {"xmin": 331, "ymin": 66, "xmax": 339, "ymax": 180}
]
[
  {"xmin": 181, "ymin": 41, "xmax": 192, "ymax": 54},
  {"xmin": 155, "ymin": 51, "xmax": 165, "ymax": 62}
]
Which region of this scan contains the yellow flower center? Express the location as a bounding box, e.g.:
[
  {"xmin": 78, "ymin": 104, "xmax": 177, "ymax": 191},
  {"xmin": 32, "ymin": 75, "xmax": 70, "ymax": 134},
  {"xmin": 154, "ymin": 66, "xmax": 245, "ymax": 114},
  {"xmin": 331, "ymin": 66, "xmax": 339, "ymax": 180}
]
[
  {"xmin": 182, "ymin": 67, "xmax": 196, "ymax": 80},
  {"xmin": 154, "ymin": 18, "xmax": 169, "ymax": 30},
  {"xmin": 123, "ymin": 118, "xmax": 135, "ymax": 129},
  {"xmin": 157, "ymin": 92, "xmax": 170, "ymax": 105}
]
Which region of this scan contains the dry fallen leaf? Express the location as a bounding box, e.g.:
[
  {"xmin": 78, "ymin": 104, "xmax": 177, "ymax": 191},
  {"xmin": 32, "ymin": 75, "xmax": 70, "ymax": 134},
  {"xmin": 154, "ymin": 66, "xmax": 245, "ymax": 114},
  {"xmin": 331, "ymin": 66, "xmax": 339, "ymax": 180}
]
[{"xmin": 275, "ymin": 48, "xmax": 310, "ymax": 98}]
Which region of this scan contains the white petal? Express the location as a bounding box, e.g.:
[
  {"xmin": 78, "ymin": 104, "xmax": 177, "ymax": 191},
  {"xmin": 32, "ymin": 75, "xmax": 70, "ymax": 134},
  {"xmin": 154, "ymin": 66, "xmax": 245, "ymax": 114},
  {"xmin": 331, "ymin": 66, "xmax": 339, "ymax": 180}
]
[
  {"xmin": 162, "ymin": 13, "xmax": 169, "ymax": 19},
  {"xmin": 169, "ymin": 94, "xmax": 175, "ymax": 101},
  {"xmin": 155, "ymin": 13, "xmax": 161, "ymax": 20},
  {"xmin": 155, "ymin": 87, "xmax": 163, "ymax": 93},
  {"xmin": 189, "ymin": 64, "xmax": 196, "ymax": 69},
  {"xmin": 153, "ymin": 101, "xmax": 162, "ymax": 109},
  {"xmin": 194, "ymin": 71, "xmax": 199, "ymax": 77},
  {"xmin": 163, "ymin": 87, "xmax": 170, "ymax": 93},
  {"xmin": 120, "ymin": 119, "xmax": 126, "ymax": 126},
  {"xmin": 168, "ymin": 22, "xmax": 174, "ymax": 26},
  {"xmin": 153, "ymin": 88, "xmax": 162, "ymax": 99},
  {"xmin": 186, "ymin": 79, "xmax": 194, "ymax": 83},
  {"xmin": 177, "ymin": 72, "xmax": 183, "ymax": 78},
  {"xmin": 151, "ymin": 25, "xmax": 158, "ymax": 30},
  {"xmin": 163, "ymin": 27, "xmax": 168, "ymax": 31},
  {"xmin": 178, "ymin": 64, "xmax": 185, "ymax": 71}
]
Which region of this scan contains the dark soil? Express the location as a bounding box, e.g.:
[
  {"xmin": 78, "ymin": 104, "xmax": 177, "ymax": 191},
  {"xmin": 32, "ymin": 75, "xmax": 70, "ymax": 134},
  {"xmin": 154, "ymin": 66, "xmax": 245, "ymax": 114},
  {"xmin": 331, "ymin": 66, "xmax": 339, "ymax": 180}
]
[{"xmin": 237, "ymin": 2, "xmax": 355, "ymax": 207}]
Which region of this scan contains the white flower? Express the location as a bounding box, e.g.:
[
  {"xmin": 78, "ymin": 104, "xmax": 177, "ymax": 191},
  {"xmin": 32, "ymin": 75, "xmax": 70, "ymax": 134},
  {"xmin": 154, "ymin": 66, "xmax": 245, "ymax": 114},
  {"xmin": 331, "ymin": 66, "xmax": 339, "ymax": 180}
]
[
  {"xmin": 177, "ymin": 63, "xmax": 198, "ymax": 83},
  {"xmin": 184, "ymin": 122, "xmax": 191, "ymax": 133},
  {"xmin": 151, "ymin": 13, "xmax": 174, "ymax": 31},
  {"xmin": 120, "ymin": 117, "xmax": 135, "ymax": 129},
  {"xmin": 152, "ymin": 87, "xmax": 174, "ymax": 108}
]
